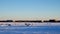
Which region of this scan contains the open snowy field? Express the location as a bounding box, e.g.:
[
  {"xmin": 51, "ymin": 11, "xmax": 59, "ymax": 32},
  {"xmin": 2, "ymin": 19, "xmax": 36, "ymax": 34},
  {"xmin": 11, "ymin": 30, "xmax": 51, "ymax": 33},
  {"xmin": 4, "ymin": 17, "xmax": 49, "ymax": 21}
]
[{"xmin": 0, "ymin": 22, "xmax": 60, "ymax": 26}]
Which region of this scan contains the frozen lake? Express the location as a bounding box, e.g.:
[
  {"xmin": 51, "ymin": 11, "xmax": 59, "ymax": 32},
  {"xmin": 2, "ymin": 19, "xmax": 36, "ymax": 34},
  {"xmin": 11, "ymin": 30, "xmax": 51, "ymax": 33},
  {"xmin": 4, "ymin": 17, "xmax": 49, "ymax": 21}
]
[{"xmin": 0, "ymin": 22, "xmax": 60, "ymax": 34}]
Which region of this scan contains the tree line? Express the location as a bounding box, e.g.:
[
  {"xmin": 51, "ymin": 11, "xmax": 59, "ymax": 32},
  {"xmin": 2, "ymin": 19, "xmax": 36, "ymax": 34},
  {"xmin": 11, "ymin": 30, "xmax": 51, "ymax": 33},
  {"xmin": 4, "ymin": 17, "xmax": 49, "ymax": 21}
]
[{"xmin": 0, "ymin": 19, "xmax": 60, "ymax": 22}]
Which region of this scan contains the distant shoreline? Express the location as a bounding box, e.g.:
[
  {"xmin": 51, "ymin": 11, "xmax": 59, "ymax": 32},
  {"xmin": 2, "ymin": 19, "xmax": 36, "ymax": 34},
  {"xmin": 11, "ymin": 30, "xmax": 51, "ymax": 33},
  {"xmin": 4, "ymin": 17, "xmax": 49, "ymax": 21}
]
[{"xmin": 0, "ymin": 19, "xmax": 60, "ymax": 23}]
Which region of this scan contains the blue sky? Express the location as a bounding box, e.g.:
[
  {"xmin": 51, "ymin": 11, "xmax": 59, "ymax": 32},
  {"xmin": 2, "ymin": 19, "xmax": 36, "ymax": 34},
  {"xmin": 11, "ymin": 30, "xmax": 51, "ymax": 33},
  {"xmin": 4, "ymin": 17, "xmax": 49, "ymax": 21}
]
[{"xmin": 0, "ymin": 0, "xmax": 60, "ymax": 20}]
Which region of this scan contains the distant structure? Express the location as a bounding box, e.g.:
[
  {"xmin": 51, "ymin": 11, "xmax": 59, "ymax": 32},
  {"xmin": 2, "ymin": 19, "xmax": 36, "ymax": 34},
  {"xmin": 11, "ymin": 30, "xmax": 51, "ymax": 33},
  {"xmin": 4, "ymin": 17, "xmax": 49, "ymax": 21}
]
[
  {"xmin": 25, "ymin": 23, "xmax": 31, "ymax": 26},
  {"xmin": 8, "ymin": 24, "xmax": 11, "ymax": 26}
]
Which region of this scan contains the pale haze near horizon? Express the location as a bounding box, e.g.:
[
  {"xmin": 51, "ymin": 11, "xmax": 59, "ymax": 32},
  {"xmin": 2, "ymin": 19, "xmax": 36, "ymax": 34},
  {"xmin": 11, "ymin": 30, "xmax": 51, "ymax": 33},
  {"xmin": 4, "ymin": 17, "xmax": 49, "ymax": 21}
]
[{"xmin": 0, "ymin": 0, "xmax": 60, "ymax": 20}]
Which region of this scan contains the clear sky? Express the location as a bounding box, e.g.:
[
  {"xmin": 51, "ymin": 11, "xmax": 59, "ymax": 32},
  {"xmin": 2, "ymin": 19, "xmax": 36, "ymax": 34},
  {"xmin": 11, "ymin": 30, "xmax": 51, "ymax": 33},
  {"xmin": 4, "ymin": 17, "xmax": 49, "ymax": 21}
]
[{"xmin": 0, "ymin": 0, "xmax": 60, "ymax": 20}]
